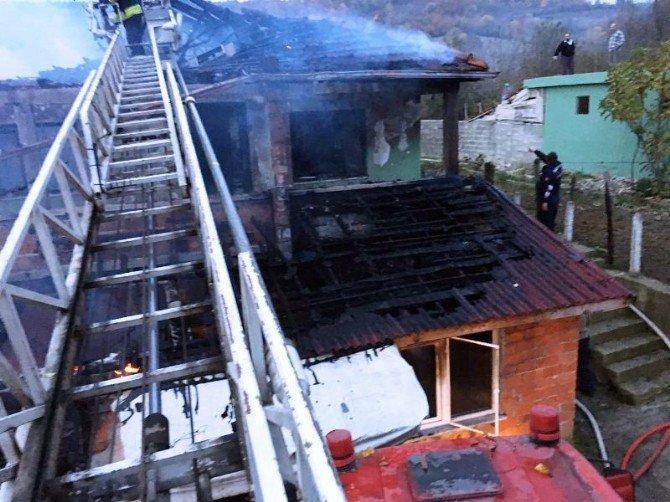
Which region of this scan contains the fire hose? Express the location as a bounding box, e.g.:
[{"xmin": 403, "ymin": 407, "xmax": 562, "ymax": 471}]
[
  {"xmin": 576, "ymin": 400, "xmax": 670, "ymax": 483},
  {"xmin": 621, "ymin": 422, "xmax": 670, "ymax": 482}
]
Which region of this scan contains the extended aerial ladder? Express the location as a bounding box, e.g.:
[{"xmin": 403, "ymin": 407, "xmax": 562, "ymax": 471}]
[{"xmin": 0, "ymin": 2, "xmax": 345, "ymax": 500}]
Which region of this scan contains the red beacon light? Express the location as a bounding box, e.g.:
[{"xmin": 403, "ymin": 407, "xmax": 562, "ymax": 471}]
[
  {"xmin": 529, "ymin": 404, "xmax": 561, "ymax": 444},
  {"xmin": 327, "ymin": 429, "xmax": 356, "ymax": 471}
]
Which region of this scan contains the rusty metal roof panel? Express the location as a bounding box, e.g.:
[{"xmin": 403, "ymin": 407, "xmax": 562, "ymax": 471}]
[{"xmin": 257, "ymin": 177, "xmax": 631, "ymax": 358}]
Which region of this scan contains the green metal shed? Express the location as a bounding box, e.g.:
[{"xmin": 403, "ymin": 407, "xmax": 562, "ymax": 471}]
[{"xmin": 525, "ymin": 72, "xmax": 644, "ymax": 178}]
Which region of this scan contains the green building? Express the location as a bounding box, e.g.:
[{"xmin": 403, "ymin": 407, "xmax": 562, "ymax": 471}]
[{"xmin": 525, "ymin": 72, "xmax": 643, "ymax": 178}]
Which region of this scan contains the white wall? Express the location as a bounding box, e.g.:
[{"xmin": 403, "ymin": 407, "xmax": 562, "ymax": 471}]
[{"xmin": 421, "ymin": 119, "xmax": 544, "ymax": 170}]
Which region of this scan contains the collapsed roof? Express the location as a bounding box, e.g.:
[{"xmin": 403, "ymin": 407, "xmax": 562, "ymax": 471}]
[
  {"xmin": 174, "ymin": 0, "xmax": 493, "ymax": 82},
  {"xmin": 257, "ymin": 177, "xmax": 631, "ymax": 358}
]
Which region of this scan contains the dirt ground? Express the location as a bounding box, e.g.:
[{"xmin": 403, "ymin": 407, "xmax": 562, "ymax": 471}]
[
  {"xmin": 573, "ymin": 385, "xmax": 670, "ymax": 501},
  {"xmin": 452, "ymin": 163, "xmax": 670, "ymax": 285}
]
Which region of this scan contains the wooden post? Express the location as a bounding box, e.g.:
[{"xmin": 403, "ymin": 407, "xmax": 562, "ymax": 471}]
[
  {"xmin": 533, "ymin": 159, "xmax": 541, "ymax": 219},
  {"xmin": 604, "ymin": 172, "xmax": 614, "ymax": 266},
  {"xmin": 484, "ymin": 162, "xmax": 495, "ymax": 184},
  {"xmin": 564, "ymin": 201, "xmax": 575, "ymax": 242},
  {"xmin": 570, "ymin": 174, "xmax": 577, "ymax": 201},
  {"xmin": 629, "ymin": 211, "xmax": 643, "ymax": 275},
  {"xmin": 513, "ymin": 193, "xmax": 521, "ymax": 205},
  {"xmin": 443, "ymin": 82, "xmax": 460, "ymax": 175},
  {"xmin": 478, "ymin": 102, "xmax": 483, "ymax": 115}
]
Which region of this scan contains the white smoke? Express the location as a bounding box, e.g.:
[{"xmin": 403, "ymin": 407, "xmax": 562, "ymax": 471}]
[{"xmin": 0, "ymin": 1, "xmax": 103, "ymax": 80}]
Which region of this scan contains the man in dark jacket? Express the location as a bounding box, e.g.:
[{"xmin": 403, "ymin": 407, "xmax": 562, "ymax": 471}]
[
  {"xmin": 529, "ymin": 147, "xmax": 563, "ymax": 232},
  {"xmin": 553, "ymin": 33, "xmax": 575, "ymax": 75}
]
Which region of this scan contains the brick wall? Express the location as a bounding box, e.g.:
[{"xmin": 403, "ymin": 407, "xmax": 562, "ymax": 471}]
[
  {"xmin": 421, "ymin": 119, "xmax": 544, "ymax": 170},
  {"xmin": 499, "ymin": 316, "xmax": 580, "ymax": 439}
]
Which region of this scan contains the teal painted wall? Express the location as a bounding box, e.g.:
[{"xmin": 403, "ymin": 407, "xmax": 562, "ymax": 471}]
[
  {"xmin": 526, "ymin": 73, "xmax": 644, "ymax": 178},
  {"xmin": 367, "ymin": 121, "xmax": 422, "ymax": 182}
]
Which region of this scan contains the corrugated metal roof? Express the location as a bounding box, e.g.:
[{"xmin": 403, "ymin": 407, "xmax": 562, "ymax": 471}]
[
  {"xmin": 176, "ymin": 0, "xmax": 490, "ymax": 81},
  {"xmin": 258, "ymin": 177, "xmax": 632, "ymax": 358}
]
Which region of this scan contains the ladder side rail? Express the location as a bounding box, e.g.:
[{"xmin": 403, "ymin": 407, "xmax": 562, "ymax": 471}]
[
  {"xmin": 148, "ymin": 26, "xmax": 186, "ymax": 188},
  {"xmin": 0, "ymin": 72, "xmax": 98, "ymax": 497},
  {"xmin": 173, "ymin": 68, "xmax": 345, "ymax": 501},
  {"xmin": 80, "ymin": 32, "xmax": 125, "ymax": 193},
  {"xmin": 165, "ymin": 63, "xmax": 287, "ymax": 502}
]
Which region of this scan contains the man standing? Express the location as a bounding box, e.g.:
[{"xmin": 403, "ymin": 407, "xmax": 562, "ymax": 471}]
[
  {"xmin": 529, "ymin": 147, "xmax": 563, "ymax": 232},
  {"xmin": 553, "ymin": 33, "xmax": 576, "ymax": 75},
  {"xmin": 113, "ymin": 0, "xmax": 145, "ymax": 55},
  {"xmin": 608, "ymin": 23, "xmax": 625, "ymax": 64}
]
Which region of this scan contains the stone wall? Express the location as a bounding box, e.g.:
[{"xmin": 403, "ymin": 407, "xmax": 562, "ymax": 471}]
[{"xmin": 421, "ymin": 119, "xmax": 544, "ymax": 170}]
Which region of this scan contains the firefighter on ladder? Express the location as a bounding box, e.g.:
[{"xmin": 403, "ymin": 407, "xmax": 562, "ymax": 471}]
[{"xmin": 111, "ymin": 0, "xmax": 146, "ymax": 55}]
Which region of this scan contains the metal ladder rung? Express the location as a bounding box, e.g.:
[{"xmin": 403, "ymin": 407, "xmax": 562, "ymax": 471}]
[
  {"xmin": 125, "ymin": 63, "xmax": 156, "ymax": 71},
  {"xmin": 85, "ymin": 260, "xmax": 204, "ymax": 288},
  {"xmin": 92, "ymin": 228, "xmax": 198, "ymax": 252},
  {"xmin": 108, "ymin": 153, "xmax": 174, "ymax": 169},
  {"xmin": 104, "ymin": 172, "xmax": 179, "ymax": 190},
  {"xmin": 121, "ymin": 81, "xmax": 160, "ymax": 96},
  {"xmin": 113, "ymin": 138, "xmax": 172, "ymax": 153},
  {"xmin": 117, "ymin": 109, "xmax": 166, "ymax": 121},
  {"xmin": 122, "ymin": 81, "xmax": 159, "ymax": 90},
  {"xmin": 123, "ymin": 72, "xmax": 157, "ymax": 80},
  {"xmin": 115, "ymin": 117, "xmax": 167, "ymax": 131},
  {"xmin": 122, "ymin": 86, "xmax": 161, "ymax": 96},
  {"xmin": 119, "ymin": 102, "xmax": 164, "ymax": 113},
  {"xmin": 99, "ymin": 201, "xmax": 192, "ymax": 221},
  {"xmin": 114, "ymin": 127, "xmax": 170, "ymax": 141},
  {"xmin": 124, "ymin": 74, "xmax": 158, "ymax": 82},
  {"xmin": 69, "ymin": 356, "xmax": 224, "ymax": 400},
  {"xmin": 86, "ymin": 300, "xmax": 212, "ymax": 334},
  {"xmin": 121, "ymin": 93, "xmax": 163, "ymax": 104}
]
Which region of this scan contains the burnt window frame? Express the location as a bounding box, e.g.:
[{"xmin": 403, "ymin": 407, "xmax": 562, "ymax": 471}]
[
  {"xmin": 289, "ymin": 109, "xmax": 367, "ymax": 182},
  {"xmin": 576, "ymin": 95, "xmax": 590, "ymax": 115},
  {"xmin": 399, "ymin": 330, "xmax": 499, "ymax": 431}
]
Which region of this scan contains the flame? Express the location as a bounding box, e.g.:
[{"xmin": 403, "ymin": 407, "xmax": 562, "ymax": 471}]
[
  {"xmin": 72, "ymin": 365, "xmax": 80, "ymax": 375},
  {"xmin": 124, "ymin": 362, "xmax": 140, "ymax": 374},
  {"xmin": 113, "ymin": 369, "xmax": 123, "ymax": 376}
]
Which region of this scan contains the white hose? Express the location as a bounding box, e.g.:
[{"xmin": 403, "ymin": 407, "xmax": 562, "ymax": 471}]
[{"xmin": 575, "ymin": 399, "xmax": 609, "ymax": 462}]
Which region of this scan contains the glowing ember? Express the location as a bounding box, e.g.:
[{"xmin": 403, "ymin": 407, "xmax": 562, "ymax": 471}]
[{"xmin": 124, "ymin": 362, "xmax": 141, "ymax": 374}]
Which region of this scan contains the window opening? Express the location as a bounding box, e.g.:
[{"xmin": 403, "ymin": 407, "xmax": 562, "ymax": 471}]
[
  {"xmin": 290, "ymin": 110, "xmax": 366, "ymax": 181},
  {"xmin": 400, "ymin": 331, "xmax": 500, "ymax": 435},
  {"xmin": 576, "ymin": 96, "xmax": 590, "ymax": 115}
]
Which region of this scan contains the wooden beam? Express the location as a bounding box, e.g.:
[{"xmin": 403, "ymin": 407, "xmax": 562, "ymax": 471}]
[{"xmin": 442, "ymin": 81, "xmax": 460, "ymax": 175}]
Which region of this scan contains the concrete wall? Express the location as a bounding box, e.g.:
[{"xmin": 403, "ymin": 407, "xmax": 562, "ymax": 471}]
[
  {"xmin": 612, "ymin": 272, "xmax": 670, "ymax": 335},
  {"xmin": 421, "ymin": 119, "xmax": 543, "ymax": 169}
]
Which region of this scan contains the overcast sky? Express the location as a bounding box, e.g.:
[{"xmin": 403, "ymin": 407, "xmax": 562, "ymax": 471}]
[
  {"xmin": 0, "ymin": 0, "xmax": 653, "ymax": 80},
  {"xmin": 0, "ymin": 1, "xmax": 103, "ymax": 80}
]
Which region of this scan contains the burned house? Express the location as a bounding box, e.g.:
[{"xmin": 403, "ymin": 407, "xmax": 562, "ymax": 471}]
[{"xmin": 178, "ymin": 3, "xmax": 631, "ymax": 441}]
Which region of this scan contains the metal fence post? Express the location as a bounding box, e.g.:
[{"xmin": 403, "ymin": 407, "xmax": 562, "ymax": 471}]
[{"xmin": 629, "ymin": 211, "xmax": 643, "ymax": 275}]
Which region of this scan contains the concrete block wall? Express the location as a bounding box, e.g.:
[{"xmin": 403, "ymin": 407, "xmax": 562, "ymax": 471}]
[
  {"xmin": 499, "ymin": 317, "xmax": 580, "ymax": 439},
  {"xmin": 421, "ymin": 119, "xmax": 543, "ymax": 170}
]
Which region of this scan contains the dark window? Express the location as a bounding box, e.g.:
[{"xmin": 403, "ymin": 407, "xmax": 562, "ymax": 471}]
[
  {"xmin": 576, "ymin": 96, "xmax": 590, "ymax": 115},
  {"xmin": 401, "ymin": 344, "xmax": 437, "ymax": 418},
  {"xmin": 196, "ymin": 103, "xmax": 252, "ymax": 193},
  {"xmin": 290, "ymin": 110, "xmax": 366, "ymax": 181},
  {"xmin": 450, "ymin": 332, "xmax": 493, "ymax": 416}
]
